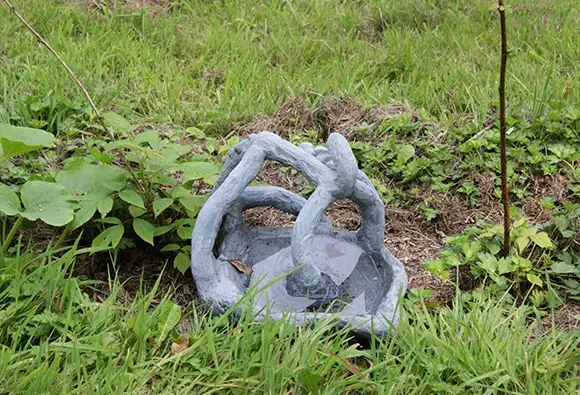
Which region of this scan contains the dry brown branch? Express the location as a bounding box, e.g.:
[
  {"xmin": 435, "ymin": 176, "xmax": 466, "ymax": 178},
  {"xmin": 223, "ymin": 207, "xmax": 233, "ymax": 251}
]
[
  {"xmin": 498, "ymin": 0, "xmax": 510, "ymax": 257},
  {"xmin": 1, "ymin": 0, "xmax": 111, "ymax": 136}
]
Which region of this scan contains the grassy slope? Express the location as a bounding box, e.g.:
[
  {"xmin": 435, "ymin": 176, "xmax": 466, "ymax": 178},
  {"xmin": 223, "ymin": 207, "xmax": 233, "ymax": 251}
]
[
  {"xmin": 1, "ymin": 0, "xmax": 579, "ymax": 393},
  {"xmin": 0, "ymin": 248, "xmax": 578, "ymax": 394},
  {"xmin": 1, "ymin": 0, "xmax": 578, "ymax": 132}
]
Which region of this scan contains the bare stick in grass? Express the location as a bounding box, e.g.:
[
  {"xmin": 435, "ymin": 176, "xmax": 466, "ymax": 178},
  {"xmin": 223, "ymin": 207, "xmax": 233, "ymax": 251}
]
[
  {"xmin": 2, "ymin": 0, "xmax": 157, "ymax": 199},
  {"xmin": 1, "ymin": 0, "xmax": 111, "ymax": 137},
  {"xmin": 498, "ymin": 0, "xmax": 510, "ymax": 256}
]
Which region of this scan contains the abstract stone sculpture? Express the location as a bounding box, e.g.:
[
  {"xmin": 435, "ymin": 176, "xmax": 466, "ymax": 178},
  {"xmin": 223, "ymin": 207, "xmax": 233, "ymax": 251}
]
[{"xmin": 191, "ymin": 131, "xmax": 407, "ymax": 336}]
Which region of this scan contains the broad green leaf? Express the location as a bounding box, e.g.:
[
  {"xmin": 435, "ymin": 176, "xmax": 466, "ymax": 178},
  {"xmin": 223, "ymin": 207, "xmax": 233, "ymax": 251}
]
[
  {"xmin": 91, "ymin": 225, "xmax": 124, "ymax": 251},
  {"xmin": 529, "ymin": 232, "xmax": 554, "ymax": 249},
  {"xmin": 462, "ymin": 241, "xmax": 481, "ymax": 260},
  {"xmin": 517, "ymin": 226, "xmax": 538, "ymax": 238},
  {"xmin": 174, "ymin": 218, "xmax": 196, "ymax": 227},
  {"xmin": 203, "ymin": 175, "xmax": 218, "ymax": 186},
  {"xmin": 56, "ymin": 163, "xmax": 128, "ymax": 195},
  {"xmin": 88, "ymin": 147, "xmax": 114, "ymax": 164},
  {"xmin": 133, "ymin": 130, "xmax": 159, "ymax": 144},
  {"xmin": 71, "ymin": 204, "xmax": 97, "ymax": 230},
  {"xmin": 395, "ymin": 144, "xmax": 415, "ymax": 165},
  {"xmin": 155, "ymin": 301, "xmax": 181, "ymax": 343},
  {"xmin": 177, "ymin": 224, "xmax": 194, "ymax": 240},
  {"xmin": 129, "ymin": 205, "xmax": 146, "ymax": 218},
  {"xmin": 422, "ymin": 259, "xmax": 450, "ymax": 280},
  {"xmin": 119, "ymin": 190, "xmax": 145, "ymax": 209},
  {"xmin": 185, "ymin": 126, "xmax": 205, "ymax": 139},
  {"xmin": 161, "ymin": 244, "xmax": 181, "ymax": 252},
  {"xmin": 478, "ymin": 253, "xmax": 498, "ymax": 274},
  {"xmin": 178, "ymin": 162, "xmax": 220, "ymax": 182},
  {"xmin": 0, "ymin": 183, "xmax": 20, "ymax": 215},
  {"xmin": 133, "ymin": 218, "xmax": 154, "ymax": 246},
  {"xmin": 104, "ymin": 140, "xmax": 143, "ymax": 152},
  {"xmin": 155, "ymin": 174, "xmax": 178, "ymax": 186},
  {"xmin": 95, "ymin": 217, "xmax": 122, "ymax": 225},
  {"xmin": 479, "ymin": 225, "xmax": 504, "ymax": 238},
  {"xmin": 550, "ymin": 262, "xmax": 578, "ymax": 274},
  {"xmin": 170, "ymin": 186, "xmax": 192, "ymax": 199},
  {"xmin": 103, "ymin": 112, "xmax": 132, "ymax": 134},
  {"xmin": 561, "ymin": 230, "xmax": 575, "ymax": 238},
  {"xmin": 57, "ymin": 164, "xmax": 127, "ymax": 228},
  {"xmin": 162, "ymin": 144, "xmax": 190, "ymax": 158},
  {"xmin": 153, "ymin": 198, "xmax": 173, "ymax": 218},
  {"xmin": 0, "ymin": 124, "xmax": 54, "ymax": 160},
  {"xmin": 526, "ymin": 273, "xmax": 544, "ymax": 287},
  {"xmin": 154, "ymin": 225, "xmax": 174, "ymax": 237},
  {"xmin": 97, "ymin": 196, "xmax": 114, "ymax": 217},
  {"xmin": 179, "ymin": 195, "xmax": 207, "ymax": 216},
  {"xmin": 487, "ymin": 242, "xmax": 501, "ymax": 256},
  {"xmin": 515, "ymin": 237, "xmax": 529, "ymax": 254},
  {"xmin": 512, "ymin": 218, "xmax": 526, "ymax": 229},
  {"xmin": 514, "ymin": 256, "xmax": 533, "ymax": 271},
  {"xmin": 174, "ymin": 252, "xmax": 191, "ymax": 274},
  {"xmin": 20, "ymin": 181, "xmax": 74, "ymax": 227},
  {"xmin": 554, "ymin": 216, "xmax": 570, "ymax": 231},
  {"xmin": 497, "ymin": 258, "xmax": 514, "ymax": 275}
]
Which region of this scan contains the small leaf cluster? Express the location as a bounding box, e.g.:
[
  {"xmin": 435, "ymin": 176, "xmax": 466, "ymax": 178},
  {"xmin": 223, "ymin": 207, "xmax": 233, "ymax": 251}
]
[
  {"xmin": 0, "ymin": 117, "xmax": 228, "ymax": 273},
  {"xmin": 348, "ymin": 105, "xmax": 580, "ymax": 205},
  {"xmin": 423, "ymin": 205, "xmax": 580, "ymax": 307}
]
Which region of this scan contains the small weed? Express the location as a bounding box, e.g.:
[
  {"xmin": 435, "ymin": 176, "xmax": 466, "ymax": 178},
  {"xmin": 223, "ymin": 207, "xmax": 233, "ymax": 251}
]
[{"xmin": 423, "ymin": 206, "xmax": 580, "ymax": 306}]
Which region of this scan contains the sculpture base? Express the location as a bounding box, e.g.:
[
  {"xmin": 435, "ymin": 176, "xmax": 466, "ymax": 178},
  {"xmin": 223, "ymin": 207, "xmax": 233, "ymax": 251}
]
[{"xmin": 218, "ymin": 226, "xmax": 394, "ymax": 318}]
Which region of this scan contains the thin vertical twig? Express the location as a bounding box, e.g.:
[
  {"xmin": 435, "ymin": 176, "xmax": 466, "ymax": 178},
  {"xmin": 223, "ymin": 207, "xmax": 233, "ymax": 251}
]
[
  {"xmin": 2, "ymin": 0, "xmax": 111, "ymax": 136},
  {"xmin": 498, "ymin": 0, "xmax": 510, "ymax": 256},
  {"xmin": 3, "ymin": 0, "xmax": 155, "ymax": 203}
]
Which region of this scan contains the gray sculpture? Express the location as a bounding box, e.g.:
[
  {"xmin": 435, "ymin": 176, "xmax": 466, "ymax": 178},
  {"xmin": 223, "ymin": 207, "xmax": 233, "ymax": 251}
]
[{"xmin": 191, "ymin": 131, "xmax": 407, "ymax": 336}]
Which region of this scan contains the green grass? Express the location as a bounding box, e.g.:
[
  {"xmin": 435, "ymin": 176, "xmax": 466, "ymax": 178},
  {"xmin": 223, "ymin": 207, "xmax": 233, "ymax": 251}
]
[
  {"xmin": 1, "ymin": 0, "xmax": 578, "ymax": 133},
  {"xmin": 0, "ymin": 245, "xmax": 578, "ymax": 394},
  {"xmin": 1, "ymin": 1, "xmax": 580, "ymax": 393}
]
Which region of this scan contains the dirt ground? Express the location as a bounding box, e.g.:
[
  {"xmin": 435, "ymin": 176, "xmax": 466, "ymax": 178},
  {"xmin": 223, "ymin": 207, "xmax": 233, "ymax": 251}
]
[{"xmin": 74, "ymin": 96, "xmax": 578, "ymax": 331}]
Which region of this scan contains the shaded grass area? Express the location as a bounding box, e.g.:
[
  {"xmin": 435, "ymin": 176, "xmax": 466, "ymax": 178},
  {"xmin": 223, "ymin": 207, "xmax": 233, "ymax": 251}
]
[
  {"xmin": 0, "ymin": 247, "xmax": 578, "ymax": 394},
  {"xmin": 1, "ymin": 0, "xmax": 578, "ymax": 133}
]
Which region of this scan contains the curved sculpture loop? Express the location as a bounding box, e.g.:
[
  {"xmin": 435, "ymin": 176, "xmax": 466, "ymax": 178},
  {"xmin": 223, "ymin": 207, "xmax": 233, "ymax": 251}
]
[{"xmin": 191, "ymin": 131, "xmax": 407, "ymax": 336}]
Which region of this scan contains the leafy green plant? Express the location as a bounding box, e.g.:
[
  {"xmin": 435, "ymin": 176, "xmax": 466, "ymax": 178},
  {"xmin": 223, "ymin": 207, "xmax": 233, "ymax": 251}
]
[
  {"xmin": 420, "ymin": 202, "xmax": 441, "ymax": 222},
  {"xmin": 0, "ymin": 123, "xmax": 70, "ymax": 265},
  {"xmin": 61, "ymin": 117, "xmax": 222, "ymax": 272},
  {"xmin": 423, "ymin": 208, "xmax": 579, "ymax": 306},
  {"xmin": 0, "ymin": 116, "xmax": 224, "ymax": 273},
  {"xmin": 457, "ymin": 181, "xmax": 479, "ymax": 205}
]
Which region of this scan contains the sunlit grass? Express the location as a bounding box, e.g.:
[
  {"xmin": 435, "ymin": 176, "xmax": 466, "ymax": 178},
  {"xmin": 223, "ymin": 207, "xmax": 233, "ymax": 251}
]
[
  {"xmin": 1, "ymin": 1, "xmax": 579, "ymax": 393},
  {"xmin": 0, "ymin": 245, "xmax": 578, "ymax": 394},
  {"xmin": 1, "ymin": 0, "xmax": 578, "ymax": 133}
]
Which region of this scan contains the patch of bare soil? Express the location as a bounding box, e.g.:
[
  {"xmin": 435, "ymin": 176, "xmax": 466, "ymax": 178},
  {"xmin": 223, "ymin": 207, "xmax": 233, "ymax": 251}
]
[
  {"xmin": 542, "ymin": 304, "xmax": 580, "ymax": 332},
  {"xmin": 83, "ymin": 0, "xmax": 170, "ymax": 15},
  {"xmin": 75, "ymin": 248, "xmax": 195, "ymax": 308},
  {"xmin": 235, "ymin": 95, "xmax": 437, "ymax": 142}
]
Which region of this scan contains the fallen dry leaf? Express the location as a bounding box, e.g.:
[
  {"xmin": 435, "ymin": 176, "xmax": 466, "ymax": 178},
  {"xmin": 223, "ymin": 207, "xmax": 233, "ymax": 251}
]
[
  {"xmin": 228, "ymin": 259, "xmax": 253, "ymax": 275},
  {"xmin": 148, "ymin": 337, "xmax": 160, "ymax": 350},
  {"xmin": 170, "ymin": 336, "xmax": 189, "ymax": 355},
  {"xmin": 324, "ymin": 349, "xmax": 366, "ymax": 379}
]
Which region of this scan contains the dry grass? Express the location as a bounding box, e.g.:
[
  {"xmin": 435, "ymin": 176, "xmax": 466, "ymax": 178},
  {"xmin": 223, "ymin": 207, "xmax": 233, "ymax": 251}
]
[{"xmin": 235, "ymin": 95, "xmax": 437, "ymax": 142}]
